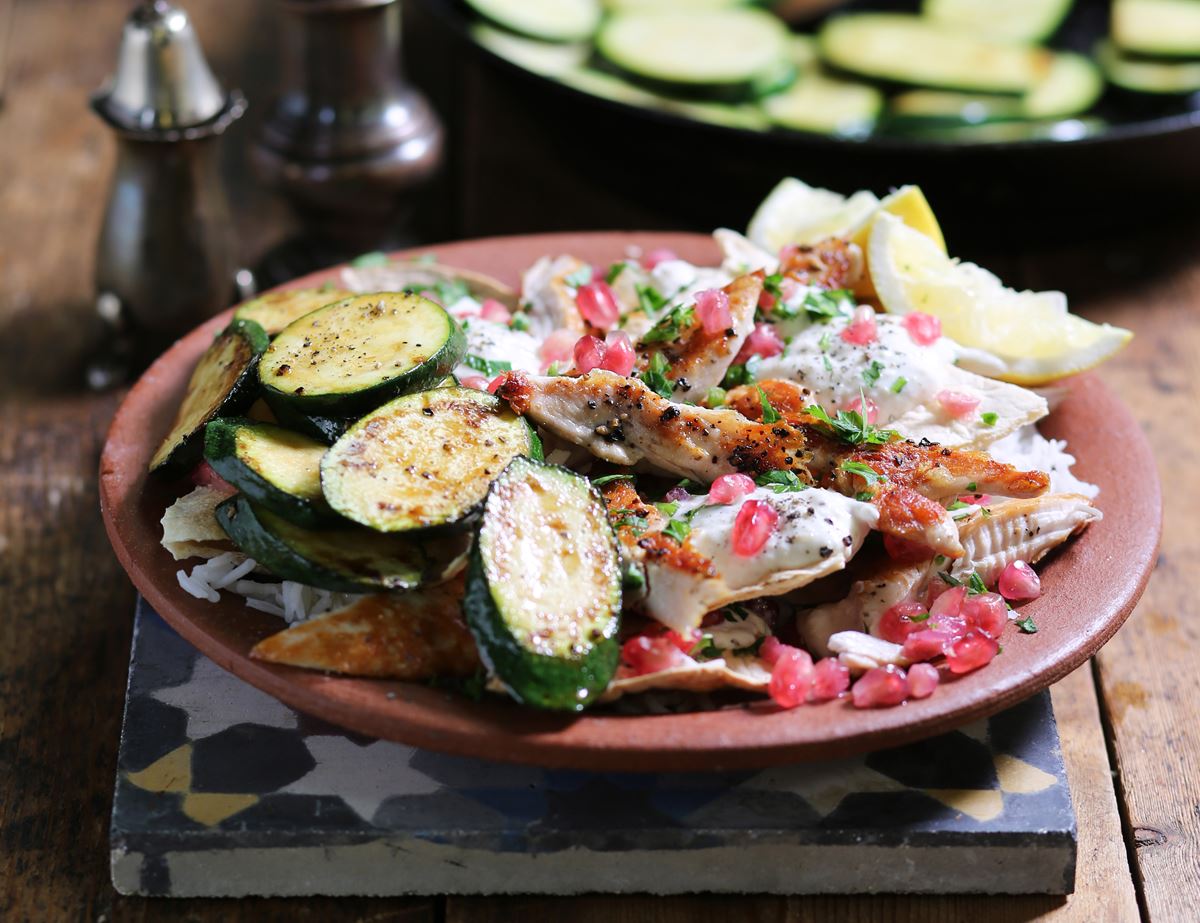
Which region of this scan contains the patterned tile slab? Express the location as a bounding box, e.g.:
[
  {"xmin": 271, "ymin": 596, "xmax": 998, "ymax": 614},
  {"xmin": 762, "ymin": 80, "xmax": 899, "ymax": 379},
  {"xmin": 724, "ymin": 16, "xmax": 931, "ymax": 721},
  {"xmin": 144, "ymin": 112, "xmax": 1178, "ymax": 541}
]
[{"xmin": 112, "ymin": 599, "xmax": 1076, "ymax": 897}]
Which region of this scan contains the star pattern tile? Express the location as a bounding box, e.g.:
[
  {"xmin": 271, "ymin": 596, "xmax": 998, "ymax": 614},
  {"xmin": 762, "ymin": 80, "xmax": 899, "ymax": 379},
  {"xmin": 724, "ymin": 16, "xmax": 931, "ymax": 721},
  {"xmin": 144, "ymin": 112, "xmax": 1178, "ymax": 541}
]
[{"xmin": 152, "ymin": 656, "xmax": 298, "ymax": 739}]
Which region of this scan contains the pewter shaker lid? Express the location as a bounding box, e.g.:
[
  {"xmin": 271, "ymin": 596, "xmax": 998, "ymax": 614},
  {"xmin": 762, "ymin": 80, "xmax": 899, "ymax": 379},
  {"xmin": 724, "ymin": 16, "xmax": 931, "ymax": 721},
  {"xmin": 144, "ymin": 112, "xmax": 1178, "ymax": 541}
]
[{"xmin": 91, "ymin": 1, "xmax": 244, "ymax": 139}]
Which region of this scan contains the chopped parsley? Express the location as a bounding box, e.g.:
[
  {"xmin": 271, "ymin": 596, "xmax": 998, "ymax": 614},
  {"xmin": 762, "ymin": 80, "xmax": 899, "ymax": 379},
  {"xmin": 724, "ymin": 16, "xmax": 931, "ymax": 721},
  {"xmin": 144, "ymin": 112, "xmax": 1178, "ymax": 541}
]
[
  {"xmin": 938, "ymin": 571, "xmax": 961, "ymax": 587},
  {"xmin": 890, "ymin": 376, "xmax": 907, "ymax": 394},
  {"xmin": 819, "ymin": 331, "xmax": 834, "ymax": 372},
  {"xmin": 755, "ymin": 469, "xmax": 807, "ymax": 493},
  {"xmin": 763, "ymin": 272, "xmax": 785, "ymax": 302},
  {"xmin": 691, "ymin": 634, "xmax": 721, "ymax": 660},
  {"xmin": 641, "ymin": 304, "xmax": 696, "ymax": 343},
  {"xmin": 612, "ymin": 509, "xmax": 649, "ymax": 533},
  {"xmin": 839, "ymin": 460, "xmax": 887, "ymax": 486},
  {"xmin": 806, "ymin": 403, "xmax": 897, "ymax": 446},
  {"xmin": 545, "ymin": 361, "xmax": 564, "ymax": 376},
  {"xmin": 721, "ymin": 356, "xmax": 761, "ymax": 388},
  {"xmin": 946, "ymin": 500, "xmax": 971, "ymax": 511},
  {"xmin": 605, "ymin": 261, "xmax": 627, "ymax": 285},
  {"xmin": 909, "ymin": 611, "xmax": 931, "ymax": 622},
  {"xmin": 732, "ymin": 636, "xmax": 767, "ymax": 658},
  {"xmin": 706, "ymin": 386, "xmax": 727, "ymax": 407},
  {"xmin": 801, "ymin": 289, "xmax": 851, "ymax": 322},
  {"xmin": 862, "ymin": 360, "xmax": 884, "ymax": 388},
  {"xmin": 509, "ymin": 313, "xmax": 531, "ymax": 332},
  {"xmin": 675, "ymin": 478, "xmax": 702, "ymax": 492},
  {"xmin": 563, "ymin": 264, "xmax": 593, "ymax": 288},
  {"xmin": 967, "ymin": 572, "xmax": 988, "ymax": 595},
  {"xmin": 981, "ymin": 411, "xmax": 998, "ymax": 426},
  {"xmin": 462, "ymin": 354, "xmax": 511, "ymax": 376},
  {"xmin": 966, "ymin": 481, "xmax": 978, "ymax": 492},
  {"xmin": 636, "ymin": 283, "xmax": 669, "ymax": 316},
  {"xmin": 641, "ymin": 351, "xmax": 674, "ymax": 399},
  {"xmin": 653, "ymin": 500, "xmax": 680, "ymax": 518},
  {"xmin": 529, "ymin": 430, "xmax": 543, "ymax": 459},
  {"xmin": 756, "ymin": 386, "xmax": 781, "ymax": 423},
  {"xmin": 591, "ymin": 474, "xmax": 635, "ymax": 487},
  {"xmin": 1016, "ymin": 614, "xmax": 1038, "ymax": 634},
  {"xmin": 661, "ymin": 517, "xmax": 692, "ymax": 544},
  {"xmin": 350, "ymin": 250, "xmax": 389, "ymax": 268}
]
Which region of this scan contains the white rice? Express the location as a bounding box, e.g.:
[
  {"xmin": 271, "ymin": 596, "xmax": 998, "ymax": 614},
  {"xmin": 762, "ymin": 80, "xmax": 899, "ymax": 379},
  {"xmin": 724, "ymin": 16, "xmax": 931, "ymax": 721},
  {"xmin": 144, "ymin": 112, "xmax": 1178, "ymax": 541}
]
[{"xmin": 175, "ymin": 552, "xmax": 363, "ymax": 625}]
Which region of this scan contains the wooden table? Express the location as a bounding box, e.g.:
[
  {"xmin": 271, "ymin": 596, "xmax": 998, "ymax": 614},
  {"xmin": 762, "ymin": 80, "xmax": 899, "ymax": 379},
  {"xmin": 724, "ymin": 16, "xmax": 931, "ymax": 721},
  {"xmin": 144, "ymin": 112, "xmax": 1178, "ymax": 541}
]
[{"xmin": 0, "ymin": 1, "xmax": 1195, "ymax": 920}]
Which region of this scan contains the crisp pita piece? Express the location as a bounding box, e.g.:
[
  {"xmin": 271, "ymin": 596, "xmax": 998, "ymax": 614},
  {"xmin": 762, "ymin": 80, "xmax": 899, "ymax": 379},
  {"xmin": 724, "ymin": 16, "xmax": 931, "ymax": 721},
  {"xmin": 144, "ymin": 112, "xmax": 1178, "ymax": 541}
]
[
  {"xmin": 161, "ymin": 485, "xmax": 237, "ymax": 560},
  {"xmin": 797, "ymin": 493, "xmax": 1101, "ymax": 655},
  {"xmin": 250, "ymin": 579, "xmax": 481, "ymax": 680},
  {"xmin": 599, "ymin": 653, "xmax": 771, "ymax": 703}
]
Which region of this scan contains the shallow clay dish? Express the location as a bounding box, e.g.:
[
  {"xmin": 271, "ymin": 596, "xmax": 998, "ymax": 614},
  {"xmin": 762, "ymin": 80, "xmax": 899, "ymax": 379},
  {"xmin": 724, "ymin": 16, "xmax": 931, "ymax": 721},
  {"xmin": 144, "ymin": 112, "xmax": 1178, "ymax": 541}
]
[{"xmin": 100, "ymin": 232, "xmax": 1161, "ymax": 771}]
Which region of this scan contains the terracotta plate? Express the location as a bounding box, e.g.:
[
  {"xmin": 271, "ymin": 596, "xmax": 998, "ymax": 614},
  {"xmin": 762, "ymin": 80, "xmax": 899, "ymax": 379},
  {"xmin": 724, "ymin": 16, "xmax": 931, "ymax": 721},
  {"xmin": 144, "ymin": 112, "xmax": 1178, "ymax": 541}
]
[{"xmin": 100, "ymin": 232, "xmax": 1162, "ymax": 772}]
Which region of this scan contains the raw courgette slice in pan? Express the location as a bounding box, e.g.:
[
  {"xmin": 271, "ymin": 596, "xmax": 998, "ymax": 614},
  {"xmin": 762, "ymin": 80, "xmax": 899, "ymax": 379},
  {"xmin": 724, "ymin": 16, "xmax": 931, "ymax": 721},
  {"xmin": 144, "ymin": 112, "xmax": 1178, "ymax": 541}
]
[
  {"xmin": 922, "ymin": 0, "xmax": 1074, "ymax": 44},
  {"xmin": 596, "ymin": 8, "xmax": 790, "ymax": 96},
  {"xmin": 464, "ymin": 456, "xmax": 622, "ymax": 711},
  {"xmin": 321, "ymin": 386, "xmax": 540, "ymax": 533},
  {"xmin": 1112, "ymin": 0, "xmax": 1200, "ymax": 59},
  {"xmin": 762, "ymin": 72, "xmax": 883, "ymax": 137},
  {"xmin": 1098, "ymin": 40, "xmax": 1200, "ymax": 94},
  {"xmin": 216, "ymin": 494, "xmax": 468, "ymax": 594},
  {"xmin": 464, "ymin": 0, "xmax": 601, "ymax": 43},
  {"xmin": 149, "ymin": 318, "xmax": 270, "ymax": 475},
  {"xmin": 204, "ymin": 418, "xmax": 335, "ymax": 528},
  {"xmin": 233, "ymin": 286, "xmax": 353, "ymax": 336},
  {"xmin": 258, "ymin": 292, "xmax": 465, "ymax": 417},
  {"xmin": 819, "ymin": 14, "xmax": 1054, "ymax": 94}
]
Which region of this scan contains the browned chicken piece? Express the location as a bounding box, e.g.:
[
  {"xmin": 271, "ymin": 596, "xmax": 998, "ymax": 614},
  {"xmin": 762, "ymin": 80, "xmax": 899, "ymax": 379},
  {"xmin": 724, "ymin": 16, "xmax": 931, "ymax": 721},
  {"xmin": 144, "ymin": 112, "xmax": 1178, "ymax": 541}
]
[
  {"xmin": 495, "ymin": 370, "xmax": 813, "ymax": 483},
  {"xmin": 727, "ymin": 380, "xmax": 1050, "ymax": 555},
  {"xmin": 635, "ymin": 271, "xmax": 764, "ymax": 395},
  {"xmin": 779, "ymin": 238, "xmax": 864, "ymax": 291}
]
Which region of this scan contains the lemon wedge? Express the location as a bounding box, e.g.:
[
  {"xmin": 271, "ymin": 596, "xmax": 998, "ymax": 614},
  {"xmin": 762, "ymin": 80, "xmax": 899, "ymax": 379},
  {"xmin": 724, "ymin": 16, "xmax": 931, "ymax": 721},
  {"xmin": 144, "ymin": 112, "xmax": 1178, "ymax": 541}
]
[
  {"xmin": 848, "ymin": 185, "xmax": 946, "ymax": 298},
  {"xmin": 747, "ymin": 178, "xmax": 880, "ymax": 254},
  {"xmin": 868, "ymin": 213, "xmax": 1132, "ymax": 384}
]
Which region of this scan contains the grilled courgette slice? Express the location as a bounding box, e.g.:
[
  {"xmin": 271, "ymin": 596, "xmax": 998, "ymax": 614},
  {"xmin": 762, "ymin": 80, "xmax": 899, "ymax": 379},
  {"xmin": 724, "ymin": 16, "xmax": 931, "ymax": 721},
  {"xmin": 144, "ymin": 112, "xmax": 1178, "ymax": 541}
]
[
  {"xmin": 464, "ymin": 0, "xmax": 601, "ymax": 43},
  {"xmin": 321, "ymin": 387, "xmax": 539, "ymax": 533},
  {"xmin": 258, "ymin": 292, "xmax": 465, "ymax": 416},
  {"xmin": 204, "ymin": 418, "xmax": 335, "ymax": 528},
  {"xmin": 1113, "ymin": 0, "xmax": 1200, "ymax": 59},
  {"xmin": 149, "ymin": 319, "xmax": 269, "ymax": 475},
  {"xmin": 216, "ymin": 494, "xmax": 467, "ymax": 594},
  {"xmin": 1098, "ymin": 40, "xmax": 1200, "ymax": 94},
  {"xmin": 463, "ymin": 457, "xmax": 621, "ymax": 711},
  {"xmin": 233, "ymin": 286, "xmax": 353, "ymax": 336},
  {"xmin": 922, "ymin": 0, "xmax": 1074, "ymax": 43}
]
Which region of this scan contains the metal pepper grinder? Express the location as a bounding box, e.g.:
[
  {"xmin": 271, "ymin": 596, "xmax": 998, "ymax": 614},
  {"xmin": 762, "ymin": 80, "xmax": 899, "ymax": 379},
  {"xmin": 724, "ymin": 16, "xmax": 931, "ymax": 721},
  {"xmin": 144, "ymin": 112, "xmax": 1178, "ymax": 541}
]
[
  {"xmin": 253, "ymin": 0, "xmax": 443, "ymax": 256},
  {"xmin": 89, "ymin": 0, "xmax": 246, "ymax": 386}
]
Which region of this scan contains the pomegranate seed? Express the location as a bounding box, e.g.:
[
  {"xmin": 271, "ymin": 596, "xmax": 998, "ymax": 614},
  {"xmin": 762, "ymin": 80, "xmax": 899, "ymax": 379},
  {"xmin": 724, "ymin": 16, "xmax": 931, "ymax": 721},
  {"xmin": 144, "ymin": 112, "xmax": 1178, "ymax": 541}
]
[
  {"xmin": 190, "ymin": 461, "xmax": 231, "ymax": 491},
  {"xmin": 852, "ymin": 665, "xmax": 909, "ymax": 708},
  {"xmin": 621, "ymin": 635, "xmax": 689, "ymax": 675},
  {"xmin": 808, "ymin": 657, "xmax": 851, "ymax": 702},
  {"xmin": 479, "ymin": 298, "xmax": 512, "ymax": 324},
  {"xmin": 930, "ymin": 584, "xmax": 968, "ymax": 620},
  {"xmin": 576, "ymin": 280, "xmax": 620, "ymax": 330},
  {"xmin": 708, "ymin": 473, "xmax": 756, "ymax": 505},
  {"xmin": 573, "ymin": 335, "xmax": 606, "ymax": 374},
  {"xmin": 664, "ymin": 628, "xmax": 702, "ymax": 654},
  {"xmin": 945, "ymin": 631, "xmax": 999, "ymax": 674},
  {"xmin": 459, "ymin": 374, "xmax": 489, "ymax": 391},
  {"xmin": 758, "ymin": 288, "xmax": 777, "ymax": 311},
  {"xmin": 664, "ymin": 486, "xmax": 691, "ymax": 502},
  {"xmin": 936, "ymin": 389, "xmax": 981, "ymax": 418},
  {"xmin": 600, "ymin": 330, "xmax": 636, "ymax": 376},
  {"xmin": 848, "ymin": 395, "xmax": 879, "ymax": 423},
  {"xmin": 901, "ymin": 628, "xmax": 957, "ymax": 662},
  {"xmin": 539, "ymin": 328, "xmax": 577, "ymax": 365},
  {"xmin": 958, "ymin": 493, "xmax": 994, "ymax": 506},
  {"xmin": 734, "ymin": 322, "xmax": 785, "ymax": 363},
  {"xmin": 840, "ymin": 306, "xmax": 878, "ymax": 345},
  {"xmin": 695, "ymin": 288, "xmax": 732, "ymax": 336},
  {"xmin": 902, "ymin": 311, "xmax": 942, "ymax": 345},
  {"xmin": 731, "ymin": 498, "xmax": 778, "ymax": 557},
  {"xmin": 759, "ymin": 635, "xmax": 793, "ymax": 666},
  {"xmin": 641, "ymin": 247, "xmax": 677, "ymax": 270},
  {"xmin": 962, "ymin": 591, "xmax": 1008, "ymax": 639},
  {"xmin": 907, "ymin": 663, "xmax": 940, "ymax": 698},
  {"xmin": 883, "ymin": 533, "xmax": 933, "ymax": 563},
  {"xmin": 769, "ymin": 648, "xmax": 815, "ymax": 709},
  {"xmin": 999, "ymin": 560, "xmax": 1042, "ymax": 601},
  {"xmin": 878, "ymin": 601, "xmax": 931, "ymax": 644},
  {"xmin": 487, "ymin": 375, "xmax": 506, "ymax": 394}
]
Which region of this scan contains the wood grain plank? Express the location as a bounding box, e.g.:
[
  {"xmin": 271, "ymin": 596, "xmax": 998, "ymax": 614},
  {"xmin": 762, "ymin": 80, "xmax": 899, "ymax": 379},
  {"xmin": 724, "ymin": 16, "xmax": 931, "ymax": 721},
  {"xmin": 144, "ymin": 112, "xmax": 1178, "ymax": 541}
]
[
  {"xmin": 1076, "ymin": 231, "xmax": 1200, "ymax": 923},
  {"xmin": 446, "ymin": 668, "xmax": 1136, "ymax": 923}
]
